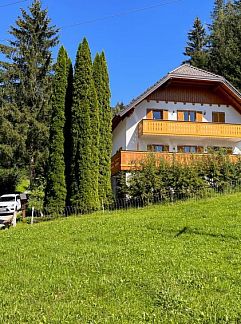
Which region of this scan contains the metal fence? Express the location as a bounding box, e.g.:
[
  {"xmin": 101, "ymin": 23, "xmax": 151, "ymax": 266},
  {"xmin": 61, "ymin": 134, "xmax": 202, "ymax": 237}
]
[{"xmin": 27, "ymin": 180, "xmax": 241, "ymax": 224}]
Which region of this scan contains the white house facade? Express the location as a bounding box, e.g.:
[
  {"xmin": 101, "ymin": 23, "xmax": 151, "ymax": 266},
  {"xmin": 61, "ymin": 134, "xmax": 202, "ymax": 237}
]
[{"xmin": 111, "ymin": 64, "xmax": 241, "ymax": 176}]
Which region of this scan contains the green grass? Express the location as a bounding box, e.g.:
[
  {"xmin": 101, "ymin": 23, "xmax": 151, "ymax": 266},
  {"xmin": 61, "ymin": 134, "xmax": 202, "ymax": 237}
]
[{"xmin": 1, "ymin": 194, "xmax": 241, "ymax": 323}]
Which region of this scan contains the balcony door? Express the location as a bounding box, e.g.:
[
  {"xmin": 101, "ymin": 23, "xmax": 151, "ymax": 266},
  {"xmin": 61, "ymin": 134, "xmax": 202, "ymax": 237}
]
[{"xmin": 177, "ymin": 110, "xmax": 202, "ymax": 122}]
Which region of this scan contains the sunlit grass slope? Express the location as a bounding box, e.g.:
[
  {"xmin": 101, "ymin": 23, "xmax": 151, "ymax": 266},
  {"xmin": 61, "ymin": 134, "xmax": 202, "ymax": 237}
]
[{"xmin": 0, "ymin": 194, "xmax": 241, "ymax": 323}]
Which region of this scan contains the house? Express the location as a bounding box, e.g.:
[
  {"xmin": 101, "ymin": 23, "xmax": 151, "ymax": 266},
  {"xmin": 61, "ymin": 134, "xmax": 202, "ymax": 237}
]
[{"xmin": 111, "ymin": 64, "xmax": 241, "ymax": 178}]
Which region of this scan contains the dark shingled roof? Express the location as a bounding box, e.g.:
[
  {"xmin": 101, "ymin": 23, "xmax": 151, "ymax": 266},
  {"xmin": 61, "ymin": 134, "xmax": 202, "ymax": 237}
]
[{"xmin": 117, "ymin": 64, "xmax": 241, "ymax": 119}]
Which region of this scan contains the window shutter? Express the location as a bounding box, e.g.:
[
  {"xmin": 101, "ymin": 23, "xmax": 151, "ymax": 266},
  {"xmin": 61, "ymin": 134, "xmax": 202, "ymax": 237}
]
[
  {"xmin": 163, "ymin": 110, "xmax": 169, "ymax": 120},
  {"xmin": 196, "ymin": 112, "xmax": 203, "ymax": 122},
  {"xmin": 177, "ymin": 146, "xmax": 184, "ymax": 153},
  {"xmin": 177, "ymin": 111, "xmax": 184, "ymax": 121},
  {"xmin": 147, "ymin": 145, "xmax": 153, "ymax": 152},
  {"xmin": 212, "ymin": 112, "xmax": 225, "ymax": 123},
  {"xmin": 164, "ymin": 145, "xmax": 169, "ymax": 152},
  {"xmin": 227, "ymin": 147, "xmax": 233, "ymax": 154},
  {"xmin": 219, "ymin": 112, "xmax": 225, "ymax": 123},
  {"xmin": 146, "ymin": 109, "xmax": 153, "ymax": 119},
  {"xmin": 197, "ymin": 146, "xmax": 204, "ymax": 153}
]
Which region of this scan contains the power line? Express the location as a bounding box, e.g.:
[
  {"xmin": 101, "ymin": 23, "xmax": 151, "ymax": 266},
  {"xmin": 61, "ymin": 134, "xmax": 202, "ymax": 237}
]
[
  {"xmin": 60, "ymin": 0, "xmax": 182, "ymax": 29},
  {"xmin": 0, "ymin": 0, "xmax": 182, "ymax": 42},
  {"xmin": 0, "ymin": 0, "xmax": 27, "ymax": 8}
]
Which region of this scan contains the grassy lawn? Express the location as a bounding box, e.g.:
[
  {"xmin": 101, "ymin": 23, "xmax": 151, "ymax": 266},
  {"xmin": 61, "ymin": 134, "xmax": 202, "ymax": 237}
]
[{"xmin": 1, "ymin": 194, "xmax": 241, "ymax": 323}]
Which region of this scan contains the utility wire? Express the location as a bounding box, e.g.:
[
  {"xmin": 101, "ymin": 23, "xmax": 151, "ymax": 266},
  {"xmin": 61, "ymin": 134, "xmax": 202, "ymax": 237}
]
[
  {"xmin": 0, "ymin": 0, "xmax": 182, "ymax": 42},
  {"xmin": 61, "ymin": 0, "xmax": 182, "ymax": 29},
  {"xmin": 0, "ymin": 0, "xmax": 27, "ymax": 8}
]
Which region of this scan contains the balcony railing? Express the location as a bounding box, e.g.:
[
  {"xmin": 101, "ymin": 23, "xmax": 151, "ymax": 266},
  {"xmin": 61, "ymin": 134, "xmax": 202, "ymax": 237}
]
[
  {"xmin": 111, "ymin": 150, "xmax": 239, "ymax": 175},
  {"xmin": 139, "ymin": 120, "xmax": 241, "ymax": 139}
]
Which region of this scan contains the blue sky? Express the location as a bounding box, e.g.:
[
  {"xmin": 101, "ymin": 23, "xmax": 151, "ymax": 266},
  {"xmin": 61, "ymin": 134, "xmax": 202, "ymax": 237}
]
[{"xmin": 0, "ymin": 0, "xmax": 214, "ymax": 106}]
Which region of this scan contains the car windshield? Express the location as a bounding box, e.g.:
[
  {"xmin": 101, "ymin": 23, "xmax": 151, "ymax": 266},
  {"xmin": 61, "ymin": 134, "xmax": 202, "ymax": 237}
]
[{"xmin": 0, "ymin": 196, "xmax": 15, "ymax": 202}]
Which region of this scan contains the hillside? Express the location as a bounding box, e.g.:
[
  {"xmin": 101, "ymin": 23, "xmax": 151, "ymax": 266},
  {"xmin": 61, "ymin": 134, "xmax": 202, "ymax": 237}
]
[{"xmin": 1, "ymin": 194, "xmax": 241, "ymax": 323}]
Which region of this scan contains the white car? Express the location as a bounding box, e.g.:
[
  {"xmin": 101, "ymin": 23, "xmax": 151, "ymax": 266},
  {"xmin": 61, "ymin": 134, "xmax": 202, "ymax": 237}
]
[{"xmin": 0, "ymin": 194, "xmax": 22, "ymax": 215}]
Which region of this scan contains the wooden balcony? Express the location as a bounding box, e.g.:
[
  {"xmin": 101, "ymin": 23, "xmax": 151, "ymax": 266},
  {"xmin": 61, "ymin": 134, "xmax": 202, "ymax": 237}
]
[
  {"xmin": 111, "ymin": 150, "xmax": 239, "ymax": 175},
  {"xmin": 139, "ymin": 120, "xmax": 241, "ymax": 139}
]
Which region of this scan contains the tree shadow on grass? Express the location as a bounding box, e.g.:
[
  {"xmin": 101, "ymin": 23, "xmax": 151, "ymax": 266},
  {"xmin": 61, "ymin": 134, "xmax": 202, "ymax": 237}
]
[{"xmin": 174, "ymin": 227, "xmax": 238, "ymax": 240}]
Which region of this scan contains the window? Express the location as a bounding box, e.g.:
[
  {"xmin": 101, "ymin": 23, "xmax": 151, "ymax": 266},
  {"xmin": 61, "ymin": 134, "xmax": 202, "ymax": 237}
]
[
  {"xmin": 153, "ymin": 110, "xmax": 163, "ymax": 120},
  {"xmin": 212, "ymin": 112, "xmax": 225, "ymax": 123},
  {"xmin": 178, "ymin": 111, "xmax": 202, "ymax": 122},
  {"xmin": 0, "ymin": 196, "xmax": 15, "ymax": 202},
  {"xmin": 147, "ymin": 145, "xmax": 169, "ymax": 152},
  {"xmin": 177, "ymin": 146, "xmax": 204, "ymax": 153},
  {"xmin": 184, "ymin": 111, "xmax": 196, "ymax": 122},
  {"xmin": 146, "ymin": 109, "xmax": 168, "ymax": 120}
]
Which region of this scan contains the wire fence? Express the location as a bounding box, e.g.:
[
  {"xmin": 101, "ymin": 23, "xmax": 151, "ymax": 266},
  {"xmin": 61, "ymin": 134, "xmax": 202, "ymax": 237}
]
[{"xmin": 26, "ymin": 180, "xmax": 241, "ymax": 224}]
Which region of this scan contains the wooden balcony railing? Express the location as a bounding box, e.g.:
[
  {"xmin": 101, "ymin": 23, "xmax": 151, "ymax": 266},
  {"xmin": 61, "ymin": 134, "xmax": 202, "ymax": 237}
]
[
  {"xmin": 139, "ymin": 120, "xmax": 241, "ymax": 139},
  {"xmin": 111, "ymin": 150, "xmax": 239, "ymax": 175}
]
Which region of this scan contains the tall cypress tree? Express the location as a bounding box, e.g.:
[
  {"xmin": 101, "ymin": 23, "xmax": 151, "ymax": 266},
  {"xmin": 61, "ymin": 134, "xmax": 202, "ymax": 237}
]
[
  {"xmin": 44, "ymin": 46, "xmax": 68, "ymax": 210},
  {"xmin": 70, "ymin": 38, "xmax": 99, "ymax": 210},
  {"xmin": 64, "ymin": 57, "xmax": 73, "ymax": 205},
  {"xmin": 183, "ymin": 17, "xmax": 209, "ymax": 69},
  {"xmin": 93, "ymin": 52, "xmax": 112, "ymax": 204}
]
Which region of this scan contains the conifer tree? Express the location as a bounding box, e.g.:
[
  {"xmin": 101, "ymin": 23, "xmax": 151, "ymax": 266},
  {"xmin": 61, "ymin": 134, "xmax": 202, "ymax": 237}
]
[
  {"xmin": 183, "ymin": 17, "xmax": 209, "ymax": 69},
  {"xmin": 211, "ymin": 0, "xmax": 225, "ymax": 20},
  {"xmin": 64, "ymin": 58, "xmax": 73, "ymax": 205},
  {"xmin": 44, "ymin": 46, "xmax": 68, "ymax": 210},
  {"xmin": 93, "ymin": 52, "xmax": 112, "ymax": 204},
  {"xmin": 0, "ymin": 0, "xmax": 59, "ymax": 185},
  {"xmin": 209, "ymin": 1, "xmax": 241, "ymax": 90},
  {"xmin": 70, "ymin": 38, "xmax": 99, "ymax": 210}
]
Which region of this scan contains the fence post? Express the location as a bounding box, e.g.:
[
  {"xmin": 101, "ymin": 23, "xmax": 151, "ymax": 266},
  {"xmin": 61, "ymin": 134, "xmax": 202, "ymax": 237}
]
[
  {"xmin": 102, "ymin": 199, "xmax": 105, "ymax": 214},
  {"xmin": 12, "ymin": 210, "xmax": 17, "ymax": 227},
  {"xmin": 31, "ymin": 207, "xmax": 34, "ymax": 225}
]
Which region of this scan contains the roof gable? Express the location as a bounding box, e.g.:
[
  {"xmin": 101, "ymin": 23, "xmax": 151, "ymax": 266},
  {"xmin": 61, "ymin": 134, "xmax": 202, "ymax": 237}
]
[
  {"xmin": 170, "ymin": 64, "xmax": 223, "ymax": 81},
  {"xmin": 115, "ymin": 64, "xmax": 241, "ymax": 122}
]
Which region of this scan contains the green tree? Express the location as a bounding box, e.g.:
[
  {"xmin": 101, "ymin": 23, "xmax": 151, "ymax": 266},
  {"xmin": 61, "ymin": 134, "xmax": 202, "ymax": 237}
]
[
  {"xmin": 64, "ymin": 58, "xmax": 73, "ymax": 205},
  {"xmin": 211, "ymin": 0, "xmax": 225, "ymax": 20},
  {"xmin": 44, "ymin": 46, "xmax": 68, "ymax": 211},
  {"xmin": 209, "ymin": 1, "xmax": 241, "ymax": 90},
  {"xmin": 112, "ymin": 102, "xmax": 125, "ymax": 116},
  {"xmin": 0, "ymin": 0, "xmax": 59, "ymax": 185},
  {"xmin": 70, "ymin": 38, "xmax": 99, "ymax": 210},
  {"xmin": 0, "ymin": 101, "xmax": 26, "ymax": 169},
  {"xmin": 93, "ymin": 52, "xmax": 112, "ymax": 204},
  {"xmin": 183, "ymin": 17, "xmax": 209, "ymax": 69}
]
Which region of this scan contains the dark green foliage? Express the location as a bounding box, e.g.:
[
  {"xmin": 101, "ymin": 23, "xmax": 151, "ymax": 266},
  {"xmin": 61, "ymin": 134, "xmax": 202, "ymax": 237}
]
[
  {"xmin": 209, "ymin": 1, "xmax": 241, "ymax": 90},
  {"xmin": 183, "ymin": 17, "xmax": 209, "ymax": 69},
  {"xmin": 64, "ymin": 58, "xmax": 73, "ymax": 205},
  {"xmin": 0, "ymin": 0, "xmax": 59, "ymax": 184},
  {"xmin": 122, "ymin": 152, "xmax": 241, "ymax": 200},
  {"xmin": 0, "ymin": 103, "xmax": 26, "ymax": 169},
  {"xmin": 70, "ymin": 38, "xmax": 99, "ymax": 210},
  {"xmin": 0, "ymin": 169, "xmax": 20, "ymax": 195},
  {"xmin": 126, "ymin": 155, "xmax": 164, "ymax": 199},
  {"xmin": 211, "ymin": 0, "xmax": 225, "ymax": 20},
  {"xmin": 184, "ymin": 1, "xmax": 241, "ymax": 91},
  {"xmin": 112, "ymin": 102, "xmax": 125, "ymax": 116},
  {"xmin": 44, "ymin": 47, "xmax": 68, "ymax": 210},
  {"xmin": 93, "ymin": 52, "xmax": 112, "ymax": 204}
]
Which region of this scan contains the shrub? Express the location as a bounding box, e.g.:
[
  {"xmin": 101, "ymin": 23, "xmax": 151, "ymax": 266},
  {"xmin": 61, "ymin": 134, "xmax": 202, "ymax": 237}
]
[{"xmin": 117, "ymin": 152, "xmax": 241, "ymax": 200}]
